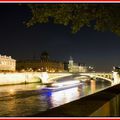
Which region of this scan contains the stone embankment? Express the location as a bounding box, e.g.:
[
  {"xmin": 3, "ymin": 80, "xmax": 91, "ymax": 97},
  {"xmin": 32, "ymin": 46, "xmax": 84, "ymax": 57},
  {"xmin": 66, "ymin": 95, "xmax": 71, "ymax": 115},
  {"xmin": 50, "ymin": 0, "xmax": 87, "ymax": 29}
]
[{"xmin": 0, "ymin": 72, "xmax": 72, "ymax": 86}]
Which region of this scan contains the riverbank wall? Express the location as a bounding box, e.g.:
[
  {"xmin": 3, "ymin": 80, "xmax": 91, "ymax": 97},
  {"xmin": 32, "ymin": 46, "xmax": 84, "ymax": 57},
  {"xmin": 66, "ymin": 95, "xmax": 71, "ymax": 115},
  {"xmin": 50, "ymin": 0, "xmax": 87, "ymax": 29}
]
[{"xmin": 0, "ymin": 72, "xmax": 72, "ymax": 86}]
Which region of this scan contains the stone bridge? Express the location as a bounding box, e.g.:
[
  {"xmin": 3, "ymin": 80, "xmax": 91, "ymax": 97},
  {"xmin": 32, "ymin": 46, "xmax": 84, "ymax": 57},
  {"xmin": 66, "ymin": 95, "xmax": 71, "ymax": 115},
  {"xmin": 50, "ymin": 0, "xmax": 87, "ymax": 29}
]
[
  {"xmin": 0, "ymin": 71, "xmax": 120, "ymax": 86},
  {"xmin": 79, "ymin": 72, "xmax": 120, "ymax": 85}
]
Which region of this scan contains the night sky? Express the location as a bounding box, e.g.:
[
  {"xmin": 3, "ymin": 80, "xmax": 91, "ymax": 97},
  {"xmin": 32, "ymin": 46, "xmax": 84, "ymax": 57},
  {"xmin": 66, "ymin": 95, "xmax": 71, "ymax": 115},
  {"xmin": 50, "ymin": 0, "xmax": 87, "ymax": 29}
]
[{"xmin": 0, "ymin": 4, "xmax": 120, "ymax": 72}]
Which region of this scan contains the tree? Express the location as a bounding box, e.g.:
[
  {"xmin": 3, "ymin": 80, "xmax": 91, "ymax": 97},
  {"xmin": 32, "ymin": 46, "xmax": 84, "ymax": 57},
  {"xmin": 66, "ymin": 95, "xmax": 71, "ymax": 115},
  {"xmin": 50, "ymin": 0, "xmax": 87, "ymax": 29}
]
[{"xmin": 26, "ymin": 4, "xmax": 120, "ymax": 35}]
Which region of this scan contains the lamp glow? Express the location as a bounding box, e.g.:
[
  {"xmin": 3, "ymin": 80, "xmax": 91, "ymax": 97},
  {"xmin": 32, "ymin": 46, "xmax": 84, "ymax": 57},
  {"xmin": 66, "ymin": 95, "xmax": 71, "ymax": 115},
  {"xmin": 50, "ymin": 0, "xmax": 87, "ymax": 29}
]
[{"xmin": 9, "ymin": 89, "xmax": 15, "ymax": 95}]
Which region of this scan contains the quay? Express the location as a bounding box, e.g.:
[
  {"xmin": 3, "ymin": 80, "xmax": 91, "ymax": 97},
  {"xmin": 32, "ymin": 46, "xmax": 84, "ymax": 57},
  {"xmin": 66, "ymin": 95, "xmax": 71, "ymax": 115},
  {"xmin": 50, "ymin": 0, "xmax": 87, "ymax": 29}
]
[
  {"xmin": 0, "ymin": 72, "xmax": 72, "ymax": 85},
  {"xmin": 32, "ymin": 83, "xmax": 120, "ymax": 117}
]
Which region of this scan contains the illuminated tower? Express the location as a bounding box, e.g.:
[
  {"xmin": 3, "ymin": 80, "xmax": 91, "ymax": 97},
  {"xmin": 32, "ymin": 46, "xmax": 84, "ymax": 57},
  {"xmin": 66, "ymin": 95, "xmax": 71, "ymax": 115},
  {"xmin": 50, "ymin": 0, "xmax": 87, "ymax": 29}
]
[{"xmin": 68, "ymin": 56, "xmax": 73, "ymax": 72}]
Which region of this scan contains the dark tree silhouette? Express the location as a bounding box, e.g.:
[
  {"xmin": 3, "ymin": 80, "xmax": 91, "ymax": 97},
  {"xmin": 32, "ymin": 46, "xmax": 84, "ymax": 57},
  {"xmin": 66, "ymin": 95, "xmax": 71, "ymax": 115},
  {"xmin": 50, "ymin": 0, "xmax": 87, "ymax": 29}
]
[{"xmin": 27, "ymin": 4, "xmax": 120, "ymax": 35}]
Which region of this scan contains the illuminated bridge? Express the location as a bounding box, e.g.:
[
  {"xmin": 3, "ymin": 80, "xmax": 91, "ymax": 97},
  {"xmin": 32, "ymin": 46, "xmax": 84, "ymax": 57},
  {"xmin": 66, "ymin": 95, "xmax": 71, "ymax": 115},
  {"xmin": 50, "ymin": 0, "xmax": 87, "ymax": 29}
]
[
  {"xmin": 48, "ymin": 72, "xmax": 120, "ymax": 85},
  {"xmin": 0, "ymin": 71, "xmax": 120, "ymax": 86},
  {"xmin": 76, "ymin": 72, "xmax": 113, "ymax": 84}
]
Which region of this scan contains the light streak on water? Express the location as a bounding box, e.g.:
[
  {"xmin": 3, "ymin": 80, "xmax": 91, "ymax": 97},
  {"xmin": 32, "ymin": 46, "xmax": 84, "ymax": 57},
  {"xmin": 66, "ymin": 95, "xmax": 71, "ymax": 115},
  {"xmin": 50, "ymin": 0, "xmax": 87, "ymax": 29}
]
[{"xmin": 0, "ymin": 77, "xmax": 111, "ymax": 116}]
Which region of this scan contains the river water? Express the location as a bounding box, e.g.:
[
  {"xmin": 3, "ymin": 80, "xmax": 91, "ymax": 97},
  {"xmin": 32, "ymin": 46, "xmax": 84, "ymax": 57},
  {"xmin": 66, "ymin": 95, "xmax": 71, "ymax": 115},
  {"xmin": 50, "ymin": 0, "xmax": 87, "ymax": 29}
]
[{"xmin": 0, "ymin": 75, "xmax": 111, "ymax": 117}]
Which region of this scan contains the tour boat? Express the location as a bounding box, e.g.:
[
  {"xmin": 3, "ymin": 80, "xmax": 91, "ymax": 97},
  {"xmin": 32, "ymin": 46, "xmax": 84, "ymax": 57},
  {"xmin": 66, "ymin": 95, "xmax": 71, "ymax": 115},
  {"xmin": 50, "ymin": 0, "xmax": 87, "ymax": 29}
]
[{"xmin": 42, "ymin": 80, "xmax": 83, "ymax": 92}]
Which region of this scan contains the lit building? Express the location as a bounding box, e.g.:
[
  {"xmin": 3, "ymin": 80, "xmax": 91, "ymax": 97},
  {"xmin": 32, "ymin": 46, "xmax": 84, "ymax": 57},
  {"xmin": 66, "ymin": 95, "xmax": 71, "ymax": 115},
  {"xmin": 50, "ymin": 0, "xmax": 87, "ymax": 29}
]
[
  {"xmin": 0, "ymin": 55, "xmax": 16, "ymax": 71},
  {"xmin": 16, "ymin": 59, "xmax": 64, "ymax": 72},
  {"xmin": 68, "ymin": 57, "xmax": 88, "ymax": 73},
  {"xmin": 16, "ymin": 52, "xmax": 64, "ymax": 72}
]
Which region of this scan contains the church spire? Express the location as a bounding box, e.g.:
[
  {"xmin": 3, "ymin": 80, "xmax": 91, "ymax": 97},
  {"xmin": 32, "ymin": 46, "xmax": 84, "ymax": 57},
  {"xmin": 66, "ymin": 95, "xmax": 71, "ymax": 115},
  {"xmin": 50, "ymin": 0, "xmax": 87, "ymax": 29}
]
[{"xmin": 70, "ymin": 56, "xmax": 73, "ymax": 60}]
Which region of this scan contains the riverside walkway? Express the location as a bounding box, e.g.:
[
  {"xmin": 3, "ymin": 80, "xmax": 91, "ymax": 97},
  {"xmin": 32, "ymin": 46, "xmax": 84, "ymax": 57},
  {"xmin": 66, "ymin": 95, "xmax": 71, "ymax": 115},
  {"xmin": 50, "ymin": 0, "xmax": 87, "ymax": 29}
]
[{"xmin": 32, "ymin": 83, "xmax": 120, "ymax": 117}]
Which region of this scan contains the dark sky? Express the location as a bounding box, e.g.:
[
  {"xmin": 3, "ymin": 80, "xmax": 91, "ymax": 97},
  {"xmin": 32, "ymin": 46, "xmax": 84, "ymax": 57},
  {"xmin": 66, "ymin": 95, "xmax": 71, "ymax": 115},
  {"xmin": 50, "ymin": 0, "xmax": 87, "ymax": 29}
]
[{"xmin": 0, "ymin": 4, "xmax": 120, "ymax": 72}]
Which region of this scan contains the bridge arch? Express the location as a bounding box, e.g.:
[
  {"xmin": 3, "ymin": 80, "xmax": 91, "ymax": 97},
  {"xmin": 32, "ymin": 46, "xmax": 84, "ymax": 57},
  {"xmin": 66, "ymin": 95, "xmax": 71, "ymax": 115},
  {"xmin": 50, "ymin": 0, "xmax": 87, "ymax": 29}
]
[
  {"xmin": 79, "ymin": 73, "xmax": 113, "ymax": 84},
  {"xmin": 31, "ymin": 76, "xmax": 42, "ymax": 83},
  {"xmin": 95, "ymin": 76, "xmax": 113, "ymax": 84}
]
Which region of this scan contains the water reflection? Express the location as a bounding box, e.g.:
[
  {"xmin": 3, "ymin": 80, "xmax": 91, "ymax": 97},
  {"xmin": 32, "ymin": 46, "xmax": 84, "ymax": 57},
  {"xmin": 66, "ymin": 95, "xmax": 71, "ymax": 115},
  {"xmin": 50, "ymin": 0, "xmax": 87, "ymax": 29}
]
[
  {"xmin": 9, "ymin": 89, "xmax": 16, "ymax": 95},
  {"xmin": 50, "ymin": 87, "xmax": 81, "ymax": 108},
  {"xmin": 91, "ymin": 80, "xmax": 96, "ymax": 93},
  {"xmin": 0, "ymin": 77, "xmax": 111, "ymax": 116}
]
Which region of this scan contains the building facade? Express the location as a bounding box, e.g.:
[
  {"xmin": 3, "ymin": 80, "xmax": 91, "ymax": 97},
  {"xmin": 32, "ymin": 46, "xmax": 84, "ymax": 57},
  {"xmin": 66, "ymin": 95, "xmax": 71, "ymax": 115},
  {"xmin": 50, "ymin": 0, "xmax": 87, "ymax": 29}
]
[
  {"xmin": 0, "ymin": 55, "xmax": 16, "ymax": 71},
  {"xmin": 68, "ymin": 57, "xmax": 87, "ymax": 73},
  {"xmin": 16, "ymin": 51, "xmax": 64, "ymax": 72},
  {"xmin": 16, "ymin": 59, "xmax": 64, "ymax": 72}
]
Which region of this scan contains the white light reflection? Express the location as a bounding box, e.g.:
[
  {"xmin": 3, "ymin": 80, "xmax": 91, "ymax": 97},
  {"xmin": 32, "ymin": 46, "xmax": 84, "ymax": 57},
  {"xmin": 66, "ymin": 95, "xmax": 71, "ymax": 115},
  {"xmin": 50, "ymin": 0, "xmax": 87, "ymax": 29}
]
[
  {"xmin": 52, "ymin": 80, "xmax": 80, "ymax": 87},
  {"xmin": 9, "ymin": 89, "xmax": 15, "ymax": 95},
  {"xmin": 51, "ymin": 87, "xmax": 81, "ymax": 108}
]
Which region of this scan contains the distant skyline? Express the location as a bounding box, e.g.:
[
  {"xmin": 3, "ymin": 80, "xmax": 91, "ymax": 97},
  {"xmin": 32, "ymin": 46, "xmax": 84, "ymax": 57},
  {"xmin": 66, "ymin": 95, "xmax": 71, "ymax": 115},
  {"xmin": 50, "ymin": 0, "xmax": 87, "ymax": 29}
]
[{"xmin": 0, "ymin": 4, "xmax": 120, "ymax": 72}]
